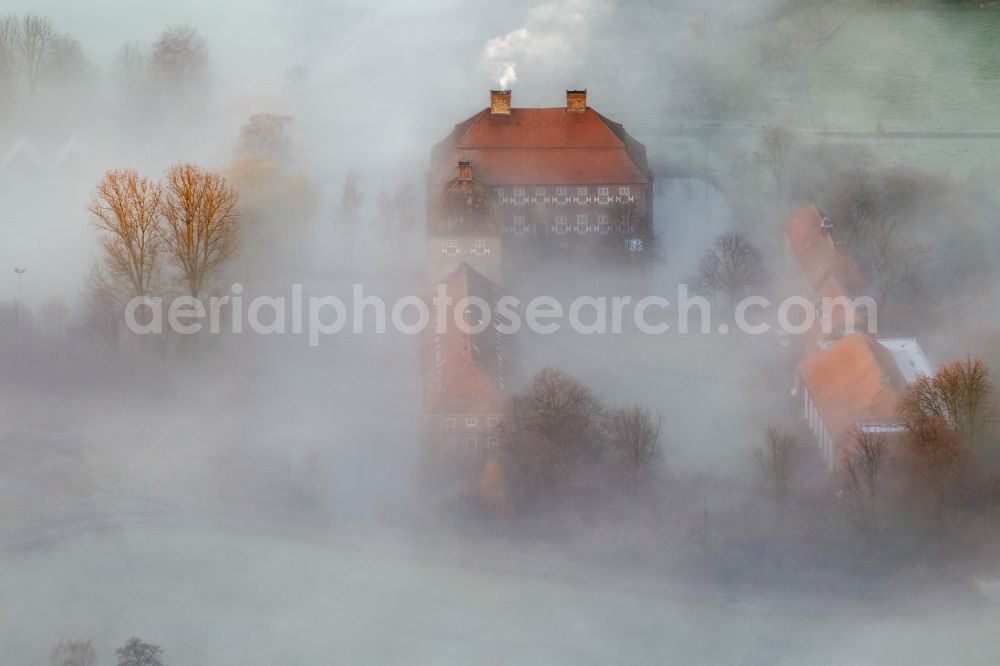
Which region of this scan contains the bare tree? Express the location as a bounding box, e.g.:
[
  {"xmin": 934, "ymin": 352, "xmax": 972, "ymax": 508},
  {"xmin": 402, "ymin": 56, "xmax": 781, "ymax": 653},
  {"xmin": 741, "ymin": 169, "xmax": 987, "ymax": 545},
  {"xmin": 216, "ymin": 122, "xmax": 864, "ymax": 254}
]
[
  {"xmin": 603, "ymin": 199, "xmax": 658, "ymax": 278},
  {"xmin": 603, "ymin": 404, "xmax": 662, "ymax": 492},
  {"xmin": 48, "ymin": 34, "xmax": 90, "ymax": 90},
  {"xmin": 115, "ymin": 637, "xmax": 164, "ymax": 666},
  {"xmin": 841, "ymin": 428, "xmax": 889, "ymax": 541},
  {"xmin": 377, "ymin": 183, "xmax": 417, "ymax": 237},
  {"xmin": 159, "ymin": 163, "xmax": 240, "ymax": 298},
  {"xmin": 111, "ymin": 40, "xmax": 147, "ymax": 96},
  {"xmin": 50, "ymin": 637, "xmax": 96, "ymax": 666},
  {"xmin": 0, "ymin": 15, "xmax": 18, "ymax": 102},
  {"xmin": 842, "ymin": 428, "xmax": 889, "ymax": 505},
  {"xmin": 856, "ymin": 215, "xmax": 930, "ymax": 317},
  {"xmin": 15, "ymin": 14, "xmax": 57, "ymax": 94},
  {"xmin": 236, "ymin": 113, "xmax": 293, "ymax": 162},
  {"xmin": 149, "ymin": 24, "xmax": 207, "ymax": 95},
  {"xmin": 497, "ymin": 367, "xmax": 605, "ymax": 495},
  {"xmin": 338, "ymin": 171, "xmax": 363, "ymax": 227},
  {"xmin": 693, "ymin": 230, "xmax": 767, "ymax": 310},
  {"xmin": 41, "ymin": 296, "xmax": 68, "ymax": 340},
  {"xmin": 754, "ymin": 425, "xmax": 796, "ymax": 509},
  {"xmin": 82, "ymin": 261, "xmax": 122, "ymax": 348},
  {"xmin": 88, "ymin": 168, "xmax": 164, "ymax": 298},
  {"xmin": 756, "ymin": 124, "xmax": 794, "ymax": 193},
  {"xmin": 827, "ymin": 167, "xmax": 881, "ymax": 247}
]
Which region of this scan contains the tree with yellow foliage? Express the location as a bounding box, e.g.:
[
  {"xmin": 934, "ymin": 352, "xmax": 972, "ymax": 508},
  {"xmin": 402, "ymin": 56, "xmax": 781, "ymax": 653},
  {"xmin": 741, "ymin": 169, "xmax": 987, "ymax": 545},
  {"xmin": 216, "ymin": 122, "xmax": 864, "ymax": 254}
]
[
  {"xmin": 159, "ymin": 163, "xmax": 240, "ymax": 298},
  {"xmin": 87, "ymin": 167, "xmax": 163, "ymax": 298}
]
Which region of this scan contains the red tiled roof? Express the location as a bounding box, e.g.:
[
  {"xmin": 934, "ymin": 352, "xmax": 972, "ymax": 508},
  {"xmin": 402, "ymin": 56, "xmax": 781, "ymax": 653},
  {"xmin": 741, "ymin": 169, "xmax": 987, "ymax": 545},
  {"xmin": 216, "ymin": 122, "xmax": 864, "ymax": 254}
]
[
  {"xmin": 784, "ymin": 204, "xmax": 865, "ymax": 293},
  {"xmin": 422, "ymin": 263, "xmax": 506, "ymax": 415},
  {"xmin": 798, "ymin": 332, "xmax": 905, "ymax": 444},
  {"xmin": 802, "ymin": 273, "xmax": 859, "ymax": 352},
  {"xmin": 431, "ymin": 107, "xmax": 651, "ymax": 185}
]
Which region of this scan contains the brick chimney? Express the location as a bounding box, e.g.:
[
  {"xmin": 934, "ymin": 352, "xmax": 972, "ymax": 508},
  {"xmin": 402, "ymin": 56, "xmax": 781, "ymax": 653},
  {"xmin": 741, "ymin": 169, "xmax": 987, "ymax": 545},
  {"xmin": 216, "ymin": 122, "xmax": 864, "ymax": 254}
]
[
  {"xmin": 457, "ymin": 160, "xmax": 473, "ymax": 181},
  {"xmin": 566, "ymin": 89, "xmax": 587, "ymax": 112},
  {"xmin": 490, "ymin": 90, "xmax": 511, "ymax": 115}
]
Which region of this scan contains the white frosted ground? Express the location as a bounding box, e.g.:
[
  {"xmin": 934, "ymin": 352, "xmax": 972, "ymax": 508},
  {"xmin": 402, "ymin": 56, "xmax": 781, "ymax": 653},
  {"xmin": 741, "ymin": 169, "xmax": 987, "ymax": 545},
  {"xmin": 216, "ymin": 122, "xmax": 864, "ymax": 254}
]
[{"xmin": 3, "ymin": 525, "xmax": 1000, "ymax": 665}]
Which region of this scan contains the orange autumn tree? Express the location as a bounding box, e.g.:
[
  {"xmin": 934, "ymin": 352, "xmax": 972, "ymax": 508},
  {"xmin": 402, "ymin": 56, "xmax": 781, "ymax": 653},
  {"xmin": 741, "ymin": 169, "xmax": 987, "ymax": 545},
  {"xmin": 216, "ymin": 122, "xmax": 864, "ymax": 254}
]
[
  {"xmin": 159, "ymin": 163, "xmax": 240, "ymax": 298},
  {"xmin": 901, "ymin": 357, "xmax": 994, "ymax": 450},
  {"xmin": 88, "ymin": 168, "xmax": 164, "ymax": 298},
  {"xmin": 899, "ymin": 357, "xmax": 994, "ymax": 519}
]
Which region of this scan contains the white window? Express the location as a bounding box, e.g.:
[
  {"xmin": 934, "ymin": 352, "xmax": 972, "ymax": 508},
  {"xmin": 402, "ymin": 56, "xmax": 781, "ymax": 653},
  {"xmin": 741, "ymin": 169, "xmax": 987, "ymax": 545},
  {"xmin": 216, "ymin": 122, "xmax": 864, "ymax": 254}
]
[
  {"xmin": 443, "ymin": 239, "xmax": 460, "ymax": 256},
  {"xmin": 486, "ymin": 437, "xmax": 499, "ymax": 450},
  {"xmin": 443, "ymin": 417, "xmax": 457, "ymax": 430},
  {"xmin": 597, "ymin": 186, "xmax": 610, "ymax": 204},
  {"xmin": 471, "ymin": 239, "xmax": 489, "ymax": 256},
  {"xmin": 618, "ymin": 185, "xmax": 632, "ymax": 202},
  {"xmin": 494, "ymin": 187, "xmax": 505, "ymax": 203},
  {"xmin": 554, "ymin": 215, "xmax": 569, "ymax": 234},
  {"xmin": 511, "ymin": 187, "xmax": 527, "ymax": 205},
  {"xmin": 575, "ymin": 186, "xmax": 589, "ymax": 204},
  {"xmin": 597, "ymin": 215, "xmax": 610, "ymax": 234},
  {"xmin": 554, "ymin": 187, "xmax": 569, "ymax": 205},
  {"xmin": 510, "ymin": 214, "xmax": 528, "ymax": 234},
  {"xmin": 575, "ymin": 215, "xmax": 589, "ymax": 233},
  {"xmin": 533, "ymin": 187, "xmax": 546, "ymax": 203},
  {"xmin": 487, "ymin": 416, "xmax": 500, "ymax": 428},
  {"xmin": 465, "ymin": 437, "xmax": 478, "ymax": 452},
  {"xmin": 466, "ymin": 416, "xmax": 478, "ymax": 428}
]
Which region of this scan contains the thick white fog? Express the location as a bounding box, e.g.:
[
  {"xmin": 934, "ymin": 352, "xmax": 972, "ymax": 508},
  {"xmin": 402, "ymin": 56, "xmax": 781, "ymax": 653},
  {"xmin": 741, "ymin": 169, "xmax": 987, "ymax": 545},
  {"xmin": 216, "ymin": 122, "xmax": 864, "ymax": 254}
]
[{"xmin": 3, "ymin": 0, "xmax": 1000, "ymax": 664}]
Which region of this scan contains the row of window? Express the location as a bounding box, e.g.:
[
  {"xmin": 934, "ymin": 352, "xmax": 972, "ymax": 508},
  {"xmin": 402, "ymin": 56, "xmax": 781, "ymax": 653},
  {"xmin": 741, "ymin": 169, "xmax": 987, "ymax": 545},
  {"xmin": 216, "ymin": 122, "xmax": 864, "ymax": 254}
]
[
  {"xmin": 496, "ymin": 186, "xmax": 633, "ymax": 205},
  {"xmin": 442, "ymin": 239, "xmax": 489, "ymax": 257},
  {"xmin": 443, "ymin": 416, "xmax": 500, "ymax": 429},
  {"xmin": 440, "ymin": 435, "xmax": 500, "ymax": 454},
  {"xmin": 507, "ymin": 214, "xmax": 617, "ymax": 235}
]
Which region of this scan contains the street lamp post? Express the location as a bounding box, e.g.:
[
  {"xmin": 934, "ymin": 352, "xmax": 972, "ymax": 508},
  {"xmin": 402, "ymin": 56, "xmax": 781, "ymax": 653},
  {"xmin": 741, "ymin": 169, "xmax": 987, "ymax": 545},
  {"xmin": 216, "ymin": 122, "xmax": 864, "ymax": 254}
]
[
  {"xmin": 13, "ymin": 267, "xmax": 26, "ymax": 333},
  {"xmin": 14, "ymin": 267, "xmax": 26, "ymax": 301}
]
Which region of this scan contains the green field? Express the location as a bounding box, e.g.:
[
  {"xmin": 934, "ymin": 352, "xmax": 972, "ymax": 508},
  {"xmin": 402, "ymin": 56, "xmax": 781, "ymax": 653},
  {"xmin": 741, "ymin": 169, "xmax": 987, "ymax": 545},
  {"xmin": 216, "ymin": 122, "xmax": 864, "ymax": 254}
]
[
  {"xmin": 799, "ymin": 8, "xmax": 1000, "ymax": 173},
  {"xmin": 803, "ymin": 9, "xmax": 1000, "ymax": 132}
]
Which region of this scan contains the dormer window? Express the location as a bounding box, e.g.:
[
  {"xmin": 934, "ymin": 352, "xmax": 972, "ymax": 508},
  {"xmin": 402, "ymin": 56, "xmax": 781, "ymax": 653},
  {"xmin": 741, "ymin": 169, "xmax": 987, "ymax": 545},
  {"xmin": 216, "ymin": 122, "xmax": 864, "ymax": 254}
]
[
  {"xmin": 554, "ymin": 187, "xmax": 569, "ymax": 205},
  {"xmin": 597, "ymin": 187, "xmax": 610, "ymax": 204},
  {"xmin": 575, "ymin": 187, "xmax": 589, "ymax": 204},
  {"xmin": 618, "ymin": 185, "xmax": 632, "ymax": 202},
  {"xmin": 511, "ymin": 187, "xmax": 527, "ymax": 205}
]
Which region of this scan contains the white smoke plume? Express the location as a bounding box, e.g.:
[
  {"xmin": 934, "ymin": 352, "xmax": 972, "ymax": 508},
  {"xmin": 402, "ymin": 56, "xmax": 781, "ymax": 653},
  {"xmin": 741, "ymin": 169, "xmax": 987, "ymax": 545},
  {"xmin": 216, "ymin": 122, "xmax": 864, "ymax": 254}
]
[{"xmin": 482, "ymin": 0, "xmax": 600, "ymax": 89}]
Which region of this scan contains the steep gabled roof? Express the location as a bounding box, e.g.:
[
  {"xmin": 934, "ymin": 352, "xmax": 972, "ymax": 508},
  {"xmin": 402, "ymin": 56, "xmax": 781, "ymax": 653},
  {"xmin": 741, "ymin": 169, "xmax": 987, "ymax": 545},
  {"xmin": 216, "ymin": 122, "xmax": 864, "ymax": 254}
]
[
  {"xmin": 798, "ymin": 332, "xmax": 910, "ymax": 444},
  {"xmin": 422, "ymin": 263, "xmax": 507, "ymax": 415},
  {"xmin": 431, "ymin": 107, "xmax": 651, "ymax": 185},
  {"xmin": 784, "ymin": 204, "xmax": 865, "ymax": 293}
]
